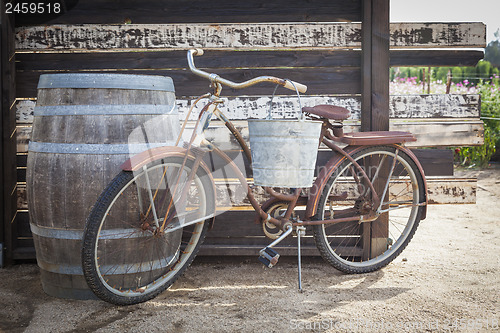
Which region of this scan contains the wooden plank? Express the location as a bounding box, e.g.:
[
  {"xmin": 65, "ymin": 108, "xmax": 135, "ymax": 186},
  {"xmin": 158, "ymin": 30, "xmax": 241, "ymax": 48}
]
[
  {"xmin": 427, "ymin": 177, "xmax": 477, "ymax": 204},
  {"xmin": 15, "ymin": 94, "xmax": 481, "ymax": 124},
  {"xmin": 15, "ymin": 49, "xmax": 484, "ymax": 72},
  {"xmin": 17, "ymin": 184, "xmax": 27, "ymax": 210},
  {"xmin": 412, "ymin": 149, "xmax": 453, "ymax": 176},
  {"xmin": 210, "ymin": 177, "xmax": 480, "ymax": 205},
  {"xmin": 16, "ymin": 153, "xmax": 27, "ymax": 182},
  {"xmin": 16, "ymin": 126, "xmax": 30, "ymax": 153},
  {"xmin": 11, "ymin": 246, "xmax": 36, "ymax": 260},
  {"xmin": 15, "ymin": 67, "xmax": 361, "ymax": 99},
  {"xmin": 14, "ymin": 23, "xmax": 362, "ymax": 51},
  {"xmin": 390, "ymin": 50, "xmax": 484, "ymax": 67},
  {"xmin": 16, "ymin": 49, "xmax": 361, "ymax": 71},
  {"xmin": 390, "ymin": 94, "xmax": 481, "ymax": 119},
  {"xmin": 15, "ymin": 22, "xmax": 486, "ymax": 51},
  {"xmin": 390, "ymin": 22, "xmax": 486, "ymax": 49},
  {"xmin": 17, "ymin": 167, "xmax": 26, "ymax": 183},
  {"xmin": 14, "ymin": 0, "xmax": 362, "ymax": 26},
  {"xmin": 391, "ymin": 120, "xmax": 484, "ymax": 147},
  {"xmin": 15, "ymin": 100, "xmax": 34, "ymax": 124},
  {"xmin": 15, "ymin": 97, "xmax": 361, "ymax": 124}
]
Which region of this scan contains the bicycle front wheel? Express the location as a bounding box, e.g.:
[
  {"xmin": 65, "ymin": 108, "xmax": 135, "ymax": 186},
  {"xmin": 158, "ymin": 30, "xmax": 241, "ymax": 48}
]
[
  {"xmin": 313, "ymin": 145, "xmax": 425, "ymax": 273},
  {"xmin": 82, "ymin": 156, "xmax": 215, "ymax": 305}
]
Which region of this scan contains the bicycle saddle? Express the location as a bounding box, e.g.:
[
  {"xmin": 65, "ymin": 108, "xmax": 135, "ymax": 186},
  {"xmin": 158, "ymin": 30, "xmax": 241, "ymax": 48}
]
[{"xmin": 302, "ymin": 105, "xmax": 350, "ymax": 121}]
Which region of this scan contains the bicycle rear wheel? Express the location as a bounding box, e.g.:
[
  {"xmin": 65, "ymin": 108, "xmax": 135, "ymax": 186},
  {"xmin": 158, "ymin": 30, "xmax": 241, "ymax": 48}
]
[
  {"xmin": 313, "ymin": 145, "xmax": 425, "ymax": 273},
  {"xmin": 82, "ymin": 156, "xmax": 215, "ymax": 305}
]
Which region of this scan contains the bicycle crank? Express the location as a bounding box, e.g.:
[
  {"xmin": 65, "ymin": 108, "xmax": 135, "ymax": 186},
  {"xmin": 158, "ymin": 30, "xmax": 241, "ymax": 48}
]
[{"xmin": 262, "ymin": 202, "xmax": 296, "ymax": 239}]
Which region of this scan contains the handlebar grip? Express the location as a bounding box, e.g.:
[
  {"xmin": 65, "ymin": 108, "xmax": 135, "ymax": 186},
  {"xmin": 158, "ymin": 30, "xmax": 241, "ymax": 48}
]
[{"xmin": 284, "ymin": 80, "xmax": 307, "ymax": 94}]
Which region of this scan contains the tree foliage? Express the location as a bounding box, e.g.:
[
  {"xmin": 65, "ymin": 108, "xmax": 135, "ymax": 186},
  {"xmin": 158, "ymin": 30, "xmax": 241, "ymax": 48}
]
[{"xmin": 485, "ymin": 29, "xmax": 500, "ymax": 68}]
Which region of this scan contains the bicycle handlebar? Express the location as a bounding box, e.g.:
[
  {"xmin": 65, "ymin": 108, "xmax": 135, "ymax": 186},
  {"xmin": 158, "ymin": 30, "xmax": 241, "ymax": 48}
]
[{"xmin": 187, "ymin": 49, "xmax": 308, "ymax": 94}]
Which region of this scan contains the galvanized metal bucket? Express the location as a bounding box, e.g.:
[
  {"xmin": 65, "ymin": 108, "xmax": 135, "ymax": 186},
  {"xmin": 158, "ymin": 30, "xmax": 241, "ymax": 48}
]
[
  {"xmin": 248, "ymin": 81, "xmax": 322, "ymax": 188},
  {"xmin": 248, "ymin": 118, "xmax": 322, "ymax": 188}
]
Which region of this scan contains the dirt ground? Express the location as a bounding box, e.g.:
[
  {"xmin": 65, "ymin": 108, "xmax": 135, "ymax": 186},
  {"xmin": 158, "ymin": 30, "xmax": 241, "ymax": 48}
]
[{"xmin": 0, "ymin": 168, "xmax": 499, "ymax": 333}]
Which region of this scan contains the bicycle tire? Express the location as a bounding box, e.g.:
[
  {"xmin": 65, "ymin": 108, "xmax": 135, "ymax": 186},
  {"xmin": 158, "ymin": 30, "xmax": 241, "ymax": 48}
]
[
  {"xmin": 313, "ymin": 145, "xmax": 425, "ymax": 273},
  {"xmin": 82, "ymin": 156, "xmax": 214, "ymax": 305}
]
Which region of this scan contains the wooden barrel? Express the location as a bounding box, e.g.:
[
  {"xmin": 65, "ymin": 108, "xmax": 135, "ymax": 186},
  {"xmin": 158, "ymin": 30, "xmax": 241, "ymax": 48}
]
[{"xmin": 27, "ymin": 73, "xmax": 179, "ymax": 299}]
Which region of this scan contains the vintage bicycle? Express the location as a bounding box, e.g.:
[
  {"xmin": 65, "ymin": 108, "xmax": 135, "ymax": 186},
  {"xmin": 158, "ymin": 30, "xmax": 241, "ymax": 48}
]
[{"xmin": 81, "ymin": 49, "xmax": 428, "ymax": 305}]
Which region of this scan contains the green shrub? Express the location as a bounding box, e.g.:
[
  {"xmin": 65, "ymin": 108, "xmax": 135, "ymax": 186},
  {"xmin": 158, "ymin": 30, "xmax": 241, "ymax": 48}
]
[{"xmin": 455, "ymin": 126, "xmax": 497, "ymax": 167}]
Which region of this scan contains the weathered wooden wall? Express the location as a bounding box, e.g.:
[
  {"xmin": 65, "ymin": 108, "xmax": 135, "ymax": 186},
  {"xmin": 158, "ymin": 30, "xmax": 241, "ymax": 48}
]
[{"xmin": 3, "ymin": 0, "xmax": 486, "ymax": 261}]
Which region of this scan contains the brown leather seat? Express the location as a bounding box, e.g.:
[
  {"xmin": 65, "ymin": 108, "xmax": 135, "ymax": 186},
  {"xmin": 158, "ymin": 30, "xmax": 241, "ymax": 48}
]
[{"xmin": 302, "ymin": 105, "xmax": 350, "ymax": 121}]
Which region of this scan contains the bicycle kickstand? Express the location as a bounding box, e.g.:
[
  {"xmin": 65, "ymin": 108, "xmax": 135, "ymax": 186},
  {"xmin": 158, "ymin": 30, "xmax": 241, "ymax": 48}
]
[
  {"xmin": 296, "ymin": 225, "xmax": 306, "ymax": 292},
  {"xmin": 258, "ymin": 224, "xmax": 307, "ymax": 292}
]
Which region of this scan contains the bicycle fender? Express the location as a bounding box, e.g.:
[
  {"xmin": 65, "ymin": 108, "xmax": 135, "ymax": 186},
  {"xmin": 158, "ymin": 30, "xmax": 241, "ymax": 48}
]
[
  {"xmin": 396, "ymin": 145, "xmax": 428, "ymax": 220},
  {"xmin": 305, "ymin": 144, "xmax": 428, "ymax": 220},
  {"xmin": 121, "ymin": 146, "xmax": 197, "ymax": 171}
]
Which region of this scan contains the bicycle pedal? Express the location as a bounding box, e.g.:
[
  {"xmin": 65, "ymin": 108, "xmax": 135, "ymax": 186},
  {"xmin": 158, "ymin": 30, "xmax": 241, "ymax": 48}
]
[{"xmin": 258, "ymin": 247, "xmax": 280, "ymax": 268}]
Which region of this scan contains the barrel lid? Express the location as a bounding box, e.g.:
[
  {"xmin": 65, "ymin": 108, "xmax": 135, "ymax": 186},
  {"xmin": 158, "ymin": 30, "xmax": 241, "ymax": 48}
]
[{"xmin": 37, "ymin": 73, "xmax": 175, "ymax": 92}]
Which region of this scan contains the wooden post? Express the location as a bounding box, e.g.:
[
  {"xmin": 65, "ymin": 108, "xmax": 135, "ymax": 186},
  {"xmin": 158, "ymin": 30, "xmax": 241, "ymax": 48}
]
[
  {"xmin": 446, "ymin": 70, "xmax": 452, "ymax": 94},
  {"xmin": 361, "ymin": 0, "xmax": 390, "ymax": 132},
  {"xmin": 1, "ymin": 0, "xmax": 17, "ymax": 266},
  {"xmin": 422, "ymin": 68, "xmax": 426, "ymax": 93},
  {"xmin": 427, "ymin": 66, "xmax": 431, "ymax": 94},
  {"xmin": 361, "ymin": 0, "xmax": 390, "ymax": 258}
]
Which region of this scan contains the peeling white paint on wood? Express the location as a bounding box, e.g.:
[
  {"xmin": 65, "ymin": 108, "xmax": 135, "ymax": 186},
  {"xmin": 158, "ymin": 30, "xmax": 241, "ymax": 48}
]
[
  {"xmin": 16, "ymin": 94, "xmax": 480, "ymax": 124},
  {"xmin": 426, "ymin": 177, "xmax": 477, "ymax": 204},
  {"xmin": 15, "ymin": 22, "xmax": 485, "ymax": 51},
  {"xmin": 177, "ymin": 95, "xmax": 362, "ymax": 120},
  {"xmin": 15, "ymin": 100, "xmax": 36, "ymax": 124},
  {"xmin": 390, "ymin": 22, "xmax": 486, "ymax": 48},
  {"xmin": 390, "ymin": 94, "xmax": 480, "ymax": 119},
  {"xmin": 15, "ymin": 23, "xmax": 361, "ymax": 50}
]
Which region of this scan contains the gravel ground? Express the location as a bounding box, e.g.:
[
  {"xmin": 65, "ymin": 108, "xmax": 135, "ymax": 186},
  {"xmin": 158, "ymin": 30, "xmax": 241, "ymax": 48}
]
[{"xmin": 0, "ymin": 168, "xmax": 499, "ymax": 333}]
